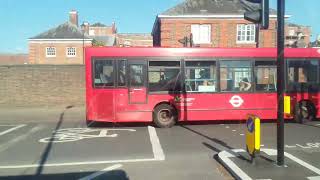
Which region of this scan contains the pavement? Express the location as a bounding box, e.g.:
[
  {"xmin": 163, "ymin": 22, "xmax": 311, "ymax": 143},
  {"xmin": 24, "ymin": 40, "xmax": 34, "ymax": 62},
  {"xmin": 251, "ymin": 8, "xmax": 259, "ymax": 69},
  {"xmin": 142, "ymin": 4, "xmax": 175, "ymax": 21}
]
[{"xmin": 0, "ymin": 106, "xmax": 319, "ymax": 179}]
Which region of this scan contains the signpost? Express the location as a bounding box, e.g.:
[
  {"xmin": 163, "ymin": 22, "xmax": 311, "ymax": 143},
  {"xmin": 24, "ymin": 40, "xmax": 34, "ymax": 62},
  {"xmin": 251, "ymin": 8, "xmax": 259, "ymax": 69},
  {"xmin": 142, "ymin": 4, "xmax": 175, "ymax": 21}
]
[{"xmin": 242, "ymin": 0, "xmax": 285, "ymax": 165}]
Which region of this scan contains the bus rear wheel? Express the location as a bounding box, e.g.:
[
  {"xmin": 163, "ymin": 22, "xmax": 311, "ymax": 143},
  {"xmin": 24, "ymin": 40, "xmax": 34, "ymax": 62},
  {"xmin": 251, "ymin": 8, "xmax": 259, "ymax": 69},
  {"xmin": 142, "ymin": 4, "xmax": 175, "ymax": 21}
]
[
  {"xmin": 294, "ymin": 101, "xmax": 315, "ymax": 123},
  {"xmin": 153, "ymin": 104, "xmax": 177, "ymax": 128}
]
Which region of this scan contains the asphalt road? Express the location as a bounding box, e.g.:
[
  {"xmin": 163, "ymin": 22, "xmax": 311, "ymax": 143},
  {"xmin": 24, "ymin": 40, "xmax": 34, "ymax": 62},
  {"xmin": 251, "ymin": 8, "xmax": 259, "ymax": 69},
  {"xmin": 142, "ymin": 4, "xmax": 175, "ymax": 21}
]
[{"xmin": 0, "ymin": 107, "xmax": 319, "ymax": 179}]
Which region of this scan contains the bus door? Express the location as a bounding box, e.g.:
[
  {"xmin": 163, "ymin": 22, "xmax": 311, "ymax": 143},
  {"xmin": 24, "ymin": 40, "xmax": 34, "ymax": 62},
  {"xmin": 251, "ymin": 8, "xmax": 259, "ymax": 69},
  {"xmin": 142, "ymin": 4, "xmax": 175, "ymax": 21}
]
[{"xmin": 128, "ymin": 61, "xmax": 147, "ymax": 104}]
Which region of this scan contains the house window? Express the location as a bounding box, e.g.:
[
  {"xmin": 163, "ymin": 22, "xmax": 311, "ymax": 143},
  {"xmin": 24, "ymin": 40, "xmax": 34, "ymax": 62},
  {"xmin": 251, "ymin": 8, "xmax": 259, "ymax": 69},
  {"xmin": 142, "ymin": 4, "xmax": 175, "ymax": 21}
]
[
  {"xmin": 191, "ymin": 24, "xmax": 211, "ymax": 44},
  {"xmin": 46, "ymin": 47, "xmax": 56, "ymax": 57},
  {"xmin": 237, "ymin": 24, "xmax": 256, "ymax": 43},
  {"xmin": 89, "ymin": 30, "xmax": 95, "ymax": 36},
  {"xmin": 66, "ymin": 47, "xmax": 76, "ymax": 57}
]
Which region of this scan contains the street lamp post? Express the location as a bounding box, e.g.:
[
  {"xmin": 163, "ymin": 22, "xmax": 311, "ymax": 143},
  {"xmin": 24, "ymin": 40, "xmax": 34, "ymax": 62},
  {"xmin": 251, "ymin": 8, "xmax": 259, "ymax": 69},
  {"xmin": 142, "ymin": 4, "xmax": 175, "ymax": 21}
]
[{"xmin": 276, "ymin": 0, "xmax": 285, "ymax": 166}]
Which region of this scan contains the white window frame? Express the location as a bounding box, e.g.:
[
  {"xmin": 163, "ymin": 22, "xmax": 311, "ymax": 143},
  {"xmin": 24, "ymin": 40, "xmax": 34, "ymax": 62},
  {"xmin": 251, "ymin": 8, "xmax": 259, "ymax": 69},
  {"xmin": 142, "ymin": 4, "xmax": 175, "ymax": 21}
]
[
  {"xmin": 191, "ymin": 24, "xmax": 211, "ymax": 44},
  {"xmin": 89, "ymin": 29, "xmax": 95, "ymax": 36},
  {"xmin": 66, "ymin": 47, "xmax": 76, "ymax": 57},
  {"xmin": 236, "ymin": 24, "xmax": 256, "ymax": 44},
  {"xmin": 46, "ymin": 47, "xmax": 56, "ymax": 57}
]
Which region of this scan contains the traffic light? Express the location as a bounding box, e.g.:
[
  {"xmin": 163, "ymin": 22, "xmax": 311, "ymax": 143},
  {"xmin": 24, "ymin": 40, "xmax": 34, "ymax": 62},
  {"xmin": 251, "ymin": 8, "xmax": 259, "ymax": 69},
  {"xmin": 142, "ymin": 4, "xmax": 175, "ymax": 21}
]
[{"xmin": 243, "ymin": 0, "xmax": 269, "ymax": 29}]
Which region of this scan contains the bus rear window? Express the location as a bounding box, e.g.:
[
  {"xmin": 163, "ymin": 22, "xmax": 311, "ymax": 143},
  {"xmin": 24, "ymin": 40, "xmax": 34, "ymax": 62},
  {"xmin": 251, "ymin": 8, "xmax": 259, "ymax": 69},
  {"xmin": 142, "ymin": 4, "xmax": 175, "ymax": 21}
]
[
  {"xmin": 287, "ymin": 59, "xmax": 319, "ymax": 92},
  {"xmin": 93, "ymin": 60, "xmax": 114, "ymax": 87},
  {"xmin": 287, "ymin": 59, "xmax": 318, "ymax": 83}
]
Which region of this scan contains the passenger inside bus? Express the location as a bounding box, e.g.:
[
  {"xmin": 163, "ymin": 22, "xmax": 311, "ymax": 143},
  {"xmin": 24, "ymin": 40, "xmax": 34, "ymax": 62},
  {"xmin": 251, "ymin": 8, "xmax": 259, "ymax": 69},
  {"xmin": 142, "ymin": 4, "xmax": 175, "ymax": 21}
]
[
  {"xmin": 239, "ymin": 78, "xmax": 251, "ymax": 91},
  {"xmin": 100, "ymin": 66, "xmax": 114, "ymax": 84},
  {"xmin": 239, "ymin": 77, "xmax": 251, "ymax": 91}
]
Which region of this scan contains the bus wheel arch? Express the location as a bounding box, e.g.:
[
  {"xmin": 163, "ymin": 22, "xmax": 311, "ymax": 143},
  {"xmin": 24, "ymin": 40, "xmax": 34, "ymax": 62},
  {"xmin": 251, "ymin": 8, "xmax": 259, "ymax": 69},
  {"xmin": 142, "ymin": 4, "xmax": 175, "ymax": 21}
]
[
  {"xmin": 294, "ymin": 100, "xmax": 316, "ymax": 123},
  {"xmin": 153, "ymin": 102, "xmax": 178, "ymax": 128}
]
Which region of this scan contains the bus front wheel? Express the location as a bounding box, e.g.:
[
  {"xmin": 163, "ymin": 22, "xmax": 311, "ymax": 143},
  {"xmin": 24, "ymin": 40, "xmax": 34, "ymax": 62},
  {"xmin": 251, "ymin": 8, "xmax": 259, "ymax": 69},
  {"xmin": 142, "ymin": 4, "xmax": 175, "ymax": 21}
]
[
  {"xmin": 294, "ymin": 101, "xmax": 316, "ymax": 123},
  {"xmin": 153, "ymin": 104, "xmax": 177, "ymax": 128}
]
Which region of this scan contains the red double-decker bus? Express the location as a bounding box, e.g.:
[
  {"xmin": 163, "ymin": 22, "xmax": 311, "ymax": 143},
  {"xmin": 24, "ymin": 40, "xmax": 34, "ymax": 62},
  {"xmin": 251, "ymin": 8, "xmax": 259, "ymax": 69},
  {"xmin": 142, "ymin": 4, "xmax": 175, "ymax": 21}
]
[{"xmin": 85, "ymin": 47, "xmax": 320, "ymax": 127}]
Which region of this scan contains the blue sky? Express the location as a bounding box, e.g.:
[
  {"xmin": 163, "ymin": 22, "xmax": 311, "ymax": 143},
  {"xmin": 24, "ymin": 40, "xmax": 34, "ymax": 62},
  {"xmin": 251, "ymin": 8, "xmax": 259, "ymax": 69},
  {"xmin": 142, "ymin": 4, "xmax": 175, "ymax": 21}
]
[{"xmin": 0, "ymin": 0, "xmax": 319, "ymax": 53}]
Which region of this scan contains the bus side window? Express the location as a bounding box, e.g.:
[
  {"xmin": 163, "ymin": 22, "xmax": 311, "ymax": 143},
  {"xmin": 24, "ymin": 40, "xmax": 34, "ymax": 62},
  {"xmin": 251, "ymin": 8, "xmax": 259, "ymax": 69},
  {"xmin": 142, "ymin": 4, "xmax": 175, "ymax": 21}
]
[
  {"xmin": 118, "ymin": 60, "xmax": 127, "ymax": 87},
  {"xmin": 148, "ymin": 61, "xmax": 181, "ymax": 92},
  {"xmin": 254, "ymin": 61, "xmax": 277, "ymax": 92},
  {"xmin": 220, "ymin": 60, "xmax": 252, "ymax": 92},
  {"xmin": 185, "ymin": 61, "xmax": 216, "ymax": 93}
]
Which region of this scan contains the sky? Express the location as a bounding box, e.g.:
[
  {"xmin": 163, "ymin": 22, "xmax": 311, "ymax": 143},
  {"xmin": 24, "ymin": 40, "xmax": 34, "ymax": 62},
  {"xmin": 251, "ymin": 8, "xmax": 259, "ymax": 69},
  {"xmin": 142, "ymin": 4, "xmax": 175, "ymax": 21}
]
[{"xmin": 0, "ymin": 0, "xmax": 319, "ymax": 53}]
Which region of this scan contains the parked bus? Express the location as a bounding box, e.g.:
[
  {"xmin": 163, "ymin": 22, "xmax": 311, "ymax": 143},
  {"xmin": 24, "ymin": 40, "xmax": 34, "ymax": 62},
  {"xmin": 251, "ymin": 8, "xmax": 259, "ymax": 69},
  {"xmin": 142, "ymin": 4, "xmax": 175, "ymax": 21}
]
[{"xmin": 85, "ymin": 47, "xmax": 320, "ymax": 127}]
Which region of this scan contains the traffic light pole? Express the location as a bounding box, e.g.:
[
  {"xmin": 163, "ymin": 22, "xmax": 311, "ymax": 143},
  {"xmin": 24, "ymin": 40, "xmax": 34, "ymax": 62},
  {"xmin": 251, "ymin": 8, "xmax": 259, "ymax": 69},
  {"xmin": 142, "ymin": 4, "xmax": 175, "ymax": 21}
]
[{"xmin": 276, "ymin": 0, "xmax": 285, "ymax": 166}]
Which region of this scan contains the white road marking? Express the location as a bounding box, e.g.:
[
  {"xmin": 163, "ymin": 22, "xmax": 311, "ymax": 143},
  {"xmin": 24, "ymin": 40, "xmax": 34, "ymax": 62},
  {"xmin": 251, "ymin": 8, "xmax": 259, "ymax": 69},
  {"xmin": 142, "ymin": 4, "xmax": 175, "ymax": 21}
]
[
  {"xmin": 0, "ymin": 158, "xmax": 158, "ymax": 169},
  {"xmin": 307, "ymin": 176, "xmax": 320, "ymax": 180},
  {"xmin": 218, "ymin": 150, "xmax": 252, "ymax": 180},
  {"xmin": 296, "ymin": 144, "xmax": 312, "ymax": 149},
  {"xmin": 261, "ymin": 144, "xmax": 265, "ymax": 147},
  {"xmin": 148, "ymin": 126, "xmax": 165, "ymax": 160},
  {"xmin": 0, "ymin": 126, "xmax": 43, "ymax": 153},
  {"xmin": 285, "ymin": 145, "xmax": 297, "ymax": 148},
  {"xmin": 240, "ymin": 134, "xmax": 244, "ymax": 136},
  {"xmin": 263, "ymin": 149, "xmax": 320, "ymax": 175},
  {"xmin": 232, "ymin": 130, "xmax": 236, "ymax": 132},
  {"xmin": 286, "ymin": 143, "xmax": 320, "ymax": 149},
  {"xmin": 284, "ymin": 151, "xmax": 320, "ymax": 175},
  {"xmin": 316, "ymin": 124, "xmax": 320, "ymax": 126},
  {"xmin": 39, "ymin": 128, "xmax": 136, "ymax": 143},
  {"xmin": 0, "ymin": 126, "xmax": 165, "ymax": 169},
  {"xmin": 0, "ymin": 124, "xmax": 26, "ymax": 136},
  {"xmin": 78, "ymin": 164, "xmax": 122, "ymax": 180},
  {"xmin": 225, "ymin": 126, "xmax": 230, "ymax": 129},
  {"xmin": 218, "ymin": 148, "xmax": 320, "ymax": 180}
]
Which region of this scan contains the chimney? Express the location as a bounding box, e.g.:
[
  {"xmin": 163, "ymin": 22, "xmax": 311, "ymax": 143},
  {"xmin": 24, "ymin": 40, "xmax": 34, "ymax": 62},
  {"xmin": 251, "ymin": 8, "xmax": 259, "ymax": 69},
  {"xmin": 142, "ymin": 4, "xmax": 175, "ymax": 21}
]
[
  {"xmin": 69, "ymin": 10, "xmax": 78, "ymax": 26},
  {"xmin": 81, "ymin": 21, "xmax": 90, "ymax": 35},
  {"xmin": 112, "ymin": 22, "xmax": 117, "ymax": 34}
]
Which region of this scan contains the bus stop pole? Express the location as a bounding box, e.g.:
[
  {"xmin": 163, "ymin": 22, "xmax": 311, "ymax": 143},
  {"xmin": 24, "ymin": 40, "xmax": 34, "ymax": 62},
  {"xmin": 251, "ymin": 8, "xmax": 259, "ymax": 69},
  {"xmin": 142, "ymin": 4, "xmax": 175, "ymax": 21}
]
[{"xmin": 277, "ymin": 0, "xmax": 285, "ymax": 166}]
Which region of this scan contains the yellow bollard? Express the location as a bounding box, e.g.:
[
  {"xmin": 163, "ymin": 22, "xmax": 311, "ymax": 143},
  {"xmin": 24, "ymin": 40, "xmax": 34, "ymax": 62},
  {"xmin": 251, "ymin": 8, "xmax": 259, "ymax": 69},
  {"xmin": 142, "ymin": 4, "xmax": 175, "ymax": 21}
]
[{"xmin": 246, "ymin": 115, "xmax": 261, "ymax": 159}]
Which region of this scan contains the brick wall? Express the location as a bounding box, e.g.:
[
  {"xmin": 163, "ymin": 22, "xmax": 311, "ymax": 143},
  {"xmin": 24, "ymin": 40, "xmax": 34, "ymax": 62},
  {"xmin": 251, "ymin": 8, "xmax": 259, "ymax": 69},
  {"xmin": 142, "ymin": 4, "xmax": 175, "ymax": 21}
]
[
  {"xmin": 154, "ymin": 18, "xmax": 277, "ymax": 48},
  {"xmin": 0, "ymin": 65, "xmax": 85, "ymax": 107}
]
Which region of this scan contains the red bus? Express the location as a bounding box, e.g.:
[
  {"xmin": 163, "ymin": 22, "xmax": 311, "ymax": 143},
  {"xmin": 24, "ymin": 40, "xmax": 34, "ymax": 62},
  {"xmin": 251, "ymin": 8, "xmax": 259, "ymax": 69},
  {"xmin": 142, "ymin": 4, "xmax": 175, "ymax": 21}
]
[{"xmin": 85, "ymin": 47, "xmax": 320, "ymax": 127}]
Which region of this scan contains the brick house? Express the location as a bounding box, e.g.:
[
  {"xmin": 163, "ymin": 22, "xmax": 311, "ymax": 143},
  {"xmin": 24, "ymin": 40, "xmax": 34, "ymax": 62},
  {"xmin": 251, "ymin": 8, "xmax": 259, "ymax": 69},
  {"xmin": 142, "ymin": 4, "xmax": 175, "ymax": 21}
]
[
  {"xmin": 116, "ymin": 33, "xmax": 153, "ymax": 47},
  {"xmin": 28, "ymin": 10, "xmax": 93, "ymax": 64},
  {"xmin": 285, "ymin": 23, "xmax": 312, "ymax": 48},
  {"xmin": 152, "ymin": 0, "xmax": 290, "ymax": 48}
]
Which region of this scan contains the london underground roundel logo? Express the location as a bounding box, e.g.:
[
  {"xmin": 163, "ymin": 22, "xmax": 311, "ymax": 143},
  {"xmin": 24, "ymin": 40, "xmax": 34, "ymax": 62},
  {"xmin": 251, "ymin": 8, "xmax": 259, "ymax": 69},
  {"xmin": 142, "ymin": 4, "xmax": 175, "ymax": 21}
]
[{"xmin": 229, "ymin": 95, "xmax": 244, "ymax": 108}]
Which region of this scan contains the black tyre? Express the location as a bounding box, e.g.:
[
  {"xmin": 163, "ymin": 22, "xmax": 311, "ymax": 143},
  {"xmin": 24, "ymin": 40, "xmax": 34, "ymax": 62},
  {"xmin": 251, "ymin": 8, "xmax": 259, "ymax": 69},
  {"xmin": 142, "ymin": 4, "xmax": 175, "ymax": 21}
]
[
  {"xmin": 294, "ymin": 101, "xmax": 315, "ymax": 123},
  {"xmin": 153, "ymin": 104, "xmax": 177, "ymax": 128}
]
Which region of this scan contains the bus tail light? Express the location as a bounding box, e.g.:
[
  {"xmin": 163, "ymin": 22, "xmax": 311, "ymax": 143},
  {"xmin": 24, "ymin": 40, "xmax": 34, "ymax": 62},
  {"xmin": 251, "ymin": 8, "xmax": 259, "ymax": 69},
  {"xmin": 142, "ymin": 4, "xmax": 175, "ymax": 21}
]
[{"xmin": 284, "ymin": 96, "xmax": 291, "ymax": 115}]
